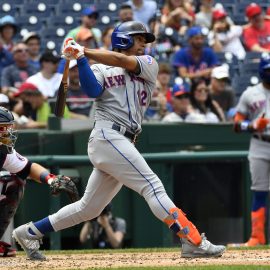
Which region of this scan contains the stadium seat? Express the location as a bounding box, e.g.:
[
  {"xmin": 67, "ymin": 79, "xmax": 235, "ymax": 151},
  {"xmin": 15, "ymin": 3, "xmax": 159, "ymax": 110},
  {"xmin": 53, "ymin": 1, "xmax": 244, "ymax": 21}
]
[
  {"xmin": 0, "ymin": 3, "xmax": 18, "ymax": 17},
  {"xmin": 215, "ymin": 52, "xmax": 239, "ymax": 78},
  {"xmin": 244, "ymin": 52, "xmax": 262, "ymax": 63},
  {"xmin": 16, "ymin": 15, "xmax": 43, "ymax": 32},
  {"xmin": 232, "ymin": 74, "xmax": 260, "ymax": 98},
  {"xmin": 19, "ymin": 2, "xmax": 53, "ymax": 17},
  {"xmin": 239, "ymin": 62, "xmax": 259, "ymax": 75},
  {"xmin": 45, "ymin": 16, "xmax": 78, "ymax": 30},
  {"xmin": 55, "ymin": 3, "xmax": 84, "ymax": 16}
]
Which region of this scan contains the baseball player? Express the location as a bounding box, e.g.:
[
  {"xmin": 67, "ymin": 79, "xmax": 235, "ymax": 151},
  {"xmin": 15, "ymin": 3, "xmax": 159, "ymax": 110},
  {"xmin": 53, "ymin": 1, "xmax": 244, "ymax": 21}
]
[
  {"xmin": 0, "ymin": 106, "xmax": 78, "ymax": 256},
  {"xmin": 13, "ymin": 21, "xmax": 225, "ymax": 260},
  {"xmin": 232, "ymin": 54, "xmax": 270, "ymax": 247}
]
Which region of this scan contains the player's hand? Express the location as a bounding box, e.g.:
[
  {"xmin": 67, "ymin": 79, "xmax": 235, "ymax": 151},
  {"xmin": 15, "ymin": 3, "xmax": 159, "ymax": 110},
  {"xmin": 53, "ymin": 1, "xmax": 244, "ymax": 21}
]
[
  {"xmin": 252, "ymin": 117, "xmax": 270, "ymax": 132},
  {"xmin": 62, "ymin": 38, "xmax": 85, "ymax": 60}
]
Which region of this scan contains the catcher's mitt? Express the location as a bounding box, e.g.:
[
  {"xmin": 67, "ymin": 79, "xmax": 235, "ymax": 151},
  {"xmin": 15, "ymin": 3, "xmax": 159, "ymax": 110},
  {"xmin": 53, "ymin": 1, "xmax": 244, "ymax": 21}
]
[{"xmin": 50, "ymin": 175, "xmax": 80, "ymax": 203}]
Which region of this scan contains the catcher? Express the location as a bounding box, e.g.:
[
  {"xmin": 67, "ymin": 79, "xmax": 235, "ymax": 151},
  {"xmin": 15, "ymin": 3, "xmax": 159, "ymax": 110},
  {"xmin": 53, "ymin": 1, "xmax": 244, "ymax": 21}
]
[{"xmin": 0, "ymin": 106, "xmax": 79, "ymax": 257}]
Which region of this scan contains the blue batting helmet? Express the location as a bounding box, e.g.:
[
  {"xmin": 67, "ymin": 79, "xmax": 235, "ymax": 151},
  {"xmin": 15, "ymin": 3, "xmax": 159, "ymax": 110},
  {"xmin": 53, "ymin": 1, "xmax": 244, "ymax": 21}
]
[
  {"xmin": 111, "ymin": 21, "xmax": 155, "ymax": 50},
  {"xmin": 259, "ymin": 53, "xmax": 270, "ymax": 83}
]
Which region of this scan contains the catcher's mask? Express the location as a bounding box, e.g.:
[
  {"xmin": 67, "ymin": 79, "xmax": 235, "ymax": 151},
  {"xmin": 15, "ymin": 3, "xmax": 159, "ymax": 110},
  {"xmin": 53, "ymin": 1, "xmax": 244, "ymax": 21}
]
[{"xmin": 0, "ymin": 107, "xmax": 17, "ymax": 154}]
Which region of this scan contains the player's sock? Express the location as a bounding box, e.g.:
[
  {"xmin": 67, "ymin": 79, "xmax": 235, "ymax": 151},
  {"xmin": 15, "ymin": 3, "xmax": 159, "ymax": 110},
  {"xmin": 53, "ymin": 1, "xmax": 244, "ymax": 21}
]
[
  {"xmin": 28, "ymin": 217, "xmax": 54, "ymax": 235},
  {"xmin": 252, "ymin": 191, "xmax": 268, "ymax": 211}
]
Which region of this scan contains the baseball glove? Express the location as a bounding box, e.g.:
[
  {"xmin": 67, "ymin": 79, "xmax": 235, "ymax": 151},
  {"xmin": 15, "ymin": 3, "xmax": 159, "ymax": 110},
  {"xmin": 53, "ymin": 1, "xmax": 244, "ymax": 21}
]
[{"xmin": 50, "ymin": 175, "xmax": 80, "ymax": 203}]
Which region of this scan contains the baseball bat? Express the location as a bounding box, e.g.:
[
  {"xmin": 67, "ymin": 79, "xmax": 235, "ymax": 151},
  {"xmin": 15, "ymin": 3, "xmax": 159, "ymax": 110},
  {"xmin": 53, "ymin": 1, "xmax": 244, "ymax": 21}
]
[{"xmin": 54, "ymin": 59, "xmax": 70, "ymax": 117}]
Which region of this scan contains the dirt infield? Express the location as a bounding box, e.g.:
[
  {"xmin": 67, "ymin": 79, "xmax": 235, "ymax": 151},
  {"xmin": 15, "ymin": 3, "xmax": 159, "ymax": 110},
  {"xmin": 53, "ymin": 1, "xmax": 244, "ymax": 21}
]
[{"xmin": 0, "ymin": 249, "xmax": 270, "ymax": 269}]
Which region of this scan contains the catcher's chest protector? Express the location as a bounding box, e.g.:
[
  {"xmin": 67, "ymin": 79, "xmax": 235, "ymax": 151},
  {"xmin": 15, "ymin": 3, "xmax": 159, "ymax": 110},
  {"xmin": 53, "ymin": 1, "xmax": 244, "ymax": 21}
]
[{"xmin": 0, "ymin": 174, "xmax": 25, "ymax": 239}]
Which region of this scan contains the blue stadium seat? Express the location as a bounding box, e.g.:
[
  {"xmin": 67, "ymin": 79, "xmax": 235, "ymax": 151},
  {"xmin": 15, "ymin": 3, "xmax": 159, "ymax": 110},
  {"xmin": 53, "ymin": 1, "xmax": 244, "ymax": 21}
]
[
  {"xmin": 19, "ymin": 2, "xmax": 53, "ymax": 18},
  {"xmin": 55, "ymin": 3, "xmax": 84, "ymax": 16},
  {"xmin": 0, "ymin": 3, "xmax": 18, "ymax": 17},
  {"xmin": 232, "ymin": 74, "xmax": 260, "ymax": 98},
  {"xmin": 214, "ymin": 0, "xmax": 235, "ymax": 3},
  {"xmin": 244, "ymin": 52, "xmax": 262, "ymax": 63},
  {"xmin": 16, "ymin": 15, "xmax": 44, "ymax": 33},
  {"xmin": 238, "ymin": 0, "xmax": 267, "ymax": 3},
  {"xmin": 215, "ymin": 52, "xmax": 239, "ymax": 78},
  {"xmin": 239, "ymin": 62, "xmax": 259, "ymax": 75},
  {"xmin": 45, "ymin": 16, "xmax": 78, "ymax": 30},
  {"xmin": 41, "ymin": 27, "xmax": 67, "ymax": 40}
]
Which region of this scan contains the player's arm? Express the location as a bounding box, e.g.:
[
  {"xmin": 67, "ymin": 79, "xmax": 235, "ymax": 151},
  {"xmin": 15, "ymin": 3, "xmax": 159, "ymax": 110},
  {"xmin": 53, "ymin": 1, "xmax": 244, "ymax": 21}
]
[
  {"xmin": 62, "ymin": 39, "xmax": 139, "ymax": 97},
  {"xmin": 79, "ymin": 221, "xmax": 91, "ymax": 244},
  {"xmin": 84, "ymin": 48, "xmax": 139, "ymax": 73},
  {"xmin": 28, "ymin": 162, "xmax": 56, "ymax": 184}
]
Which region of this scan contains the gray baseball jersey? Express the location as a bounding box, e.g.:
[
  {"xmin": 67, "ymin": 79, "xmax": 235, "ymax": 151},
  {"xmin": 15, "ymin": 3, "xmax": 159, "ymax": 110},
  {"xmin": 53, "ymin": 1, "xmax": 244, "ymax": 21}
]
[
  {"xmin": 49, "ymin": 55, "xmax": 176, "ymax": 231},
  {"xmin": 236, "ymin": 82, "xmax": 270, "ymax": 190},
  {"xmin": 92, "ymin": 55, "xmax": 158, "ymax": 133}
]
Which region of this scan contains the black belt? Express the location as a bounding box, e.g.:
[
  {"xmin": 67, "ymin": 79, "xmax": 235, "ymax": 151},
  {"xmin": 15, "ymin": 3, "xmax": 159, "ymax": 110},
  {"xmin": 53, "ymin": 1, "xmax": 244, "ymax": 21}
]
[
  {"xmin": 112, "ymin": 123, "xmax": 138, "ymax": 143},
  {"xmin": 253, "ymin": 134, "xmax": 270, "ymax": 143}
]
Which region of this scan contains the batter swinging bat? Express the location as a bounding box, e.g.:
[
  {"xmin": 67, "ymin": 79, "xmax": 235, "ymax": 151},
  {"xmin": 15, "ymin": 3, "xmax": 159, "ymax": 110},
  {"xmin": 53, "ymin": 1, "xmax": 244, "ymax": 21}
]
[{"xmin": 54, "ymin": 59, "xmax": 70, "ymax": 117}]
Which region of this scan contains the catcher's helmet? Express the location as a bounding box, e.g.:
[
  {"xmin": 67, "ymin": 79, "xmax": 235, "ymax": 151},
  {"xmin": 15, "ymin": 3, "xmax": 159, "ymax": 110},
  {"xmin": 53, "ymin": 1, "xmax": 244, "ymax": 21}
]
[
  {"xmin": 0, "ymin": 106, "xmax": 17, "ymax": 154},
  {"xmin": 111, "ymin": 21, "xmax": 155, "ymax": 50},
  {"xmin": 259, "ymin": 53, "xmax": 270, "ymax": 84}
]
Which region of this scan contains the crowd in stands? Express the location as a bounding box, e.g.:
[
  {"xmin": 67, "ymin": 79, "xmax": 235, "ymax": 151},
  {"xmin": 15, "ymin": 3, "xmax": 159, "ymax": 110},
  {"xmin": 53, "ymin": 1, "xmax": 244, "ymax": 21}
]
[{"xmin": 0, "ymin": 0, "xmax": 270, "ymax": 128}]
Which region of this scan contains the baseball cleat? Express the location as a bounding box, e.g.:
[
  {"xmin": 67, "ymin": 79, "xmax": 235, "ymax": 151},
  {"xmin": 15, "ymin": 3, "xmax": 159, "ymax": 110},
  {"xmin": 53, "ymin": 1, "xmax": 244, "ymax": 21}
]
[
  {"xmin": 12, "ymin": 222, "xmax": 46, "ymax": 260},
  {"xmin": 181, "ymin": 233, "xmax": 226, "ymax": 258},
  {"xmin": 0, "ymin": 241, "xmax": 16, "ymax": 257}
]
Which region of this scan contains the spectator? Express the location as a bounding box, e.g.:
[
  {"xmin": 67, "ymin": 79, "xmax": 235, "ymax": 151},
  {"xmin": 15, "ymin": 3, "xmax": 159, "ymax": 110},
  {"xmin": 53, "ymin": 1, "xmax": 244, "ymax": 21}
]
[
  {"xmin": 127, "ymin": 0, "xmax": 157, "ymax": 28},
  {"xmin": 208, "ymin": 9, "xmax": 246, "ymax": 60},
  {"xmin": 0, "ymin": 15, "xmax": 18, "ymax": 52},
  {"xmin": 144, "ymin": 82, "xmax": 168, "ymax": 122},
  {"xmin": 162, "ymin": 82, "xmax": 204, "ymax": 122},
  {"xmin": 26, "ymin": 51, "xmax": 62, "ymax": 98},
  {"xmin": 146, "ymin": 14, "xmax": 178, "ymax": 62},
  {"xmin": 100, "ymin": 26, "xmax": 114, "ymax": 50},
  {"xmin": 161, "ymin": 0, "xmax": 194, "ymax": 35},
  {"xmin": 13, "ymin": 82, "xmax": 87, "ymax": 129},
  {"xmin": 22, "ymin": 32, "xmax": 42, "ymax": 70},
  {"xmin": 80, "ymin": 203, "xmax": 126, "ymax": 249},
  {"xmin": 66, "ymin": 60, "xmax": 92, "ymax": 117},
  {"xmin": 190, "ymin": 79, "xmax": 225, "ymax": 122},
  {"xmin": 209, "ymin": 65, "xmax": 235, "ymax": 119},
  {"xmin": 243, "ymin": 3, "xmax": 270, "ymax": 52},
  {"xmin": 76, "ymin": 27, "xmax": 98, "ymax": 49},
  {"xmin": 173, "ymin": 26, "xmax": 218, "ymax": 82},
  {"xmin": 64, "ymin": 6, "xmax": 101, "ymax": 47},
  {"xmin": 117, "ymin": 4, "xmax": 134, "ymax": 24},
  {"xmin": 0, "ymin": 93, "xmax": 10, "ymax": 109},
  {"xmin": 0, "ymin": 42, "xmax": 14, "ymax": 89},
  {"xmin": 157, "ymin": 63, "xmax": 173, "ymax": 108},
  {"xmin": 195, "ymin": 0, "xmax": 215, "ymax": 29},
  {"xmin": 1, "ymin": 42, "xmax": 38, "ymax": 96}
]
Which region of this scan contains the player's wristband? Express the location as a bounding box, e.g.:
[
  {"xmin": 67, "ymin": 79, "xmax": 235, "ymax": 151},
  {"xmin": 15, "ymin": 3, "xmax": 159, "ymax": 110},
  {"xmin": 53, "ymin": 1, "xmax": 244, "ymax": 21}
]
[
  {"xmin": 234, "ymin": 121, "xmax": 253, "ymax": 132},
  {"xmin": 240, "ymin": 121, "xmax": 250, "ymax": 131},
  {"xmin": 40, "ymin": 171, "xmax": 55, "ymax": 184}
]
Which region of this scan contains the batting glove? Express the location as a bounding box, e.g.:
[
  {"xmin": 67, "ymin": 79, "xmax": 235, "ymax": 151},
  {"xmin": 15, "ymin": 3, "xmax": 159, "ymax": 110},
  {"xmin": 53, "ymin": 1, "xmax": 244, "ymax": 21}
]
[
  {"xmin": 252, "ymin": 117, "xmax": 270, "ymax": 132},
  {"xmin": 62, "ymin": 38, "xmax": 85, "ymax": 60}
]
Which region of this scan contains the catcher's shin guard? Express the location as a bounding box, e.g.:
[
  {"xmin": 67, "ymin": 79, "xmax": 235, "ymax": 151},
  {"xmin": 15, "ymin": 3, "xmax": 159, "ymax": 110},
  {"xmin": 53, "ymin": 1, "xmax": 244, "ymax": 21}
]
[
  {"xmin": 164, "ymin": 207, "xmax": 201, "ymax": 246},
  {"xmin": 0, "ymin": 174, "xmax": 25, "ymax": 239}
]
